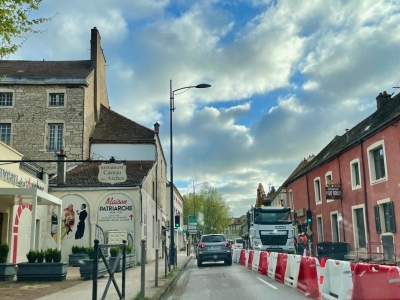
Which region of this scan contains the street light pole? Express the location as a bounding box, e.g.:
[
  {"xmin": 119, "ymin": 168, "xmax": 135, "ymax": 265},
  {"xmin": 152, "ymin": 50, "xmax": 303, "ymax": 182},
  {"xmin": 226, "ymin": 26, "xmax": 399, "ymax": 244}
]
[{"xmin": 169, "ymin": 80, "xmax": 211, "ymax": 269}]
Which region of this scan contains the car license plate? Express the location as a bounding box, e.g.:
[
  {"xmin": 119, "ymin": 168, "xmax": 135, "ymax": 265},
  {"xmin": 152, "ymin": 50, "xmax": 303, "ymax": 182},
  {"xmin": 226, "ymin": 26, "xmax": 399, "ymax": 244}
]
[{"xmin": 209, "ymin": 246, "xmax": 220, "ymax": 250}]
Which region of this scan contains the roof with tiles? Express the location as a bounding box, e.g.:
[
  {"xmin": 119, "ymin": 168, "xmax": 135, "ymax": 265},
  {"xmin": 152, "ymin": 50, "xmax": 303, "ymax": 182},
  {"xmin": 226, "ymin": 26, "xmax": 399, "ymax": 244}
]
[
  {"xmin": 90, "ymin": 105, "xmax": 156, "ymax": 143},
  {"xmin": 286, "ymin": 92, "xmax": 400, "ymax": 184},
  {"xmin": 0, "ymin": 60, "xmax": 93, "ymax": 78},
  {"xmin": 49, "ymin": 161, "xmax": 154, "ymax": 187}
]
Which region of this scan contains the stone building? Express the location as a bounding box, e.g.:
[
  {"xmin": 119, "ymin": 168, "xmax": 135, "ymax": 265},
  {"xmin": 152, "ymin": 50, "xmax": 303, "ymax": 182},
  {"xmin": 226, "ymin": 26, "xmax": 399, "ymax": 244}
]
[{"xmin": 0, "ymin": 27, "xmax": 109, "ymax": 173}]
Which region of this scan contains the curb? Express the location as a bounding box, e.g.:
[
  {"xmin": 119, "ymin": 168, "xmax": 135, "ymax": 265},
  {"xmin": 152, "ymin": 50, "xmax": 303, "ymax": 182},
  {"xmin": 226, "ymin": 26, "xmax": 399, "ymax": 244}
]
[{"xmin": 151, "ymin": 256, "xmax": 193, "ymax": 300}]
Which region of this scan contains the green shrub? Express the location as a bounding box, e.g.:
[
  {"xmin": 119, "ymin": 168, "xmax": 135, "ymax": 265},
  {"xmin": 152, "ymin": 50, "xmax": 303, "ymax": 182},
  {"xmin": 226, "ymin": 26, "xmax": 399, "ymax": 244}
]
[
  {"xmin": 0, "ymin": 243, "xmax": 9, "ymax": 263},
  {"xmin": 26, "ymin": 250, "xmax": 37, "ymax": 263},
  {"xmin": 80, "ymin": 246, "xmax": 87, "ymax": 254},
  {"xmin": 110, "ymin": 247, "xmax": 119, "ymax": 258},
  {"xmin": 87, "ymin": 247, "xmax": 95, "ymax": 259},
  {"xmin": 37, "ymin": 250, "xmax": 45, "ymax": 263},
  {"xmin": 71, "ymin": 246, "xmax": 79, "ymax": 254},
  {"xmin": 126, "ymin": 245, "xmax": 132, "ymax": 254},
  {"xmin": 53, "ymin": 249, "xmax": 62, "ymax": 262},
  {"xmin": 45, "ymin": 248, "xmax": 53, "ymax": 263}
]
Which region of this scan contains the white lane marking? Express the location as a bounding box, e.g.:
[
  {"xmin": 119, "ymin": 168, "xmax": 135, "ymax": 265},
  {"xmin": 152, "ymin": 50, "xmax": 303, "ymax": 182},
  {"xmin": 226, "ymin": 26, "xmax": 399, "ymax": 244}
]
[{"xmin": 257, "ymin": 277, "xmax": 278, "ymax": 290}]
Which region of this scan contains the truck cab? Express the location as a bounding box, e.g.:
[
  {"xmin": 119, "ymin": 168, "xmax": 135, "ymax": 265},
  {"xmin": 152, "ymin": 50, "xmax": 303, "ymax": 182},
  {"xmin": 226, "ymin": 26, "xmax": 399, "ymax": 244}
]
[{"xmin": 247, "ymin": 206, "xmax": 295, "ymax": 254}]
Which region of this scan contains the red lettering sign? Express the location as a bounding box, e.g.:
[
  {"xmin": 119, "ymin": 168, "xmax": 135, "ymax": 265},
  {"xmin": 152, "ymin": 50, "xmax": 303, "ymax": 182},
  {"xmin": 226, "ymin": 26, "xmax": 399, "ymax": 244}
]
[{"xmin": 105, "ymin": 197, "xmax": 128, "ymax": 205}]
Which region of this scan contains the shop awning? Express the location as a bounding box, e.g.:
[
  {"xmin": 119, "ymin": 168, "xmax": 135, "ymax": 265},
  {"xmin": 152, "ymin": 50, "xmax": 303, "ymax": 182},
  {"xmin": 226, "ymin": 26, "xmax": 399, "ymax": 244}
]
[{"xmin": 0, "ymin": 188, "xmax": 62, "ymax": 206}]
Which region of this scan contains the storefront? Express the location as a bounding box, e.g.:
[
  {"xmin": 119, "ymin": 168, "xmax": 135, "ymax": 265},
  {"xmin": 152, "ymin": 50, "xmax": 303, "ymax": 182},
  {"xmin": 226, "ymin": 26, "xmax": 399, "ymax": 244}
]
[{"xmin": 0, "ymin": 142, "xmax": 62, "ymax": 263}]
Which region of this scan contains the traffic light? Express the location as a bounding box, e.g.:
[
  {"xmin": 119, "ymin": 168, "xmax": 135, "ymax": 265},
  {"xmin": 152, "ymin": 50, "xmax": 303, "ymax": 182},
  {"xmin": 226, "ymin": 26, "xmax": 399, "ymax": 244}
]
[
  {"xmin": 306, "ymin": 209, "xmax": 312, "ymax": 223},
  {"xmin": 174, "ymin": 215, "xmax": 180, "ymax": 228}
]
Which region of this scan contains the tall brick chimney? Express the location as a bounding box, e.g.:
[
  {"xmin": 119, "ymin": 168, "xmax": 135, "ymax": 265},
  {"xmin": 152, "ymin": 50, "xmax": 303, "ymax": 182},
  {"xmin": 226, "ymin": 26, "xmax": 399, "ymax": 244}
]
[
  {"xmin": 376, "ymin": 91, "xmax": 391, "ymax": 110},
  {"xmin": 154, "ymin": 122, "xmax": 160, "ymax": 133},
  {"xmin": 57, "ymin": 150, "xmax": 67, "ymax": 185}
]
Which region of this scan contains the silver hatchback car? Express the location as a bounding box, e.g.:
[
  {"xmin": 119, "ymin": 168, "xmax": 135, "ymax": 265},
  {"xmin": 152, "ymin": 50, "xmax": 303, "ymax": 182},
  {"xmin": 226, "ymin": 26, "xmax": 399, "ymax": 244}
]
[{"xmin": 196, "ymin": 234, "xmax": 232, "ymax": 267}]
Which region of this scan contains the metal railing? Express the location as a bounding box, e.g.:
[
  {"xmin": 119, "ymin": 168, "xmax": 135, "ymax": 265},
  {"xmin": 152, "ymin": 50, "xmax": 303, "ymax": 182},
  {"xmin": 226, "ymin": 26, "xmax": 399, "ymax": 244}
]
[
  {"xmin": 19, "ymin": 157, "xmax": 44, "ymax": 180},
  {"xmin": 92, "ymin": 239, "xmax": 126, "ymax": 300}
]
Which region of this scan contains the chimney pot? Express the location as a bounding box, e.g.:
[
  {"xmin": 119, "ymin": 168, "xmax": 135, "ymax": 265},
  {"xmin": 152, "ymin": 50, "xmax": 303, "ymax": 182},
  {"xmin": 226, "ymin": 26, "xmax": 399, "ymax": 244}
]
[
  {"xmin": 138, "ymin": 163, "xmax": 142, "ymax": 171},
  {"xmin": 57, "ymin": 151, "xmax": 67, "ymax": 185},
  {"xmin": 376, "ymin": 91, "xmax": 391, "ymax": 110},
  {"xmin": 154, "ymin": 122, "xmax": 160, "ymax": 133}
]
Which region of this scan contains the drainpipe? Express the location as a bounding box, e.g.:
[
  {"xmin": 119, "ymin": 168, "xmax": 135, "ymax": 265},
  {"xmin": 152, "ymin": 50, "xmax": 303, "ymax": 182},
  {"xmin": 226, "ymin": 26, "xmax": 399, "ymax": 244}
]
[
  {"xmin": 360, "ymin": 138, "xmax": 371, "ymax": 247},
  {"xmin": 337, "ymin": 157, "xmax": 346, "ymax": 242}
]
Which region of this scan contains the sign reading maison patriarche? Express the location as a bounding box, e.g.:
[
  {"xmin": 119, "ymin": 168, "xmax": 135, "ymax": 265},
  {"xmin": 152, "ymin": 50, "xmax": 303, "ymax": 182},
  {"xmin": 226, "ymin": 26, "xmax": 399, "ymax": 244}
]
[
  {"xmin": 98, "ymin": 163, "xmax": 127, "ymax": 184},
  {"xmin": 325, "ymin": 184, "xmax": 342, "ymax": 199}
]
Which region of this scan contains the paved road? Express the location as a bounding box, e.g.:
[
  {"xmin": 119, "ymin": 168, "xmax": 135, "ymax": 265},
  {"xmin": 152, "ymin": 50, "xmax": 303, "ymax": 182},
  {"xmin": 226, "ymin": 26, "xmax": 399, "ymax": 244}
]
[{"xmin": 163, "ymin": 259, "xmax": 310, "ymax": 300}]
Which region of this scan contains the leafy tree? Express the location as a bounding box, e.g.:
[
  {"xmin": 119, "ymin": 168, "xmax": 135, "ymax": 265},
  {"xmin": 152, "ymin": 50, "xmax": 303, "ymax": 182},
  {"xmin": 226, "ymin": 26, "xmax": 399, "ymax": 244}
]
[
  {"xmin": 0, "ymin": 0, "xmax": 52, "ymax": 59},
  {"xmin": 183, "ymin": 186, "xmax": 231, "ymax": 236}
]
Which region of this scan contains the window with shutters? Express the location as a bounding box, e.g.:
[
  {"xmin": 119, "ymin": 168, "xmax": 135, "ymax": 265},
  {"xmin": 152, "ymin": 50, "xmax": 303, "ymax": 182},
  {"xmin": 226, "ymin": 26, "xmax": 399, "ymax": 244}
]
[
  {"xmin": 374, "ymin": 200, "xmax": 396, "ymax": 234},
  {"xmin": 367, "ymin": 141, "xmax": 388, "ymax": 185}
]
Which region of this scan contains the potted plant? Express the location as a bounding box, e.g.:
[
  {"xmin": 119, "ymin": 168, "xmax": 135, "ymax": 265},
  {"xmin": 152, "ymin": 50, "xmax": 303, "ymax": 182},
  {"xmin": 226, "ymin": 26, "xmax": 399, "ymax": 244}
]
[
  {"xmin": 109, "ymin": 247, "xmax": 122, "ymax": 272},
  {"xmin": 0, "ymin": 243, "xmax": 16, "ymax": 281},
  {"xmin": 79, "ymin": 246, "xmax": 107, "ymax": 279},
  {"xmin": 45, "ymin": 248, "xmax": 53, "ymax": 263},
  {"xmin": 37, "ymin": 250, "xmax": 45, "ymax": 263},
  {"xmin": 17, "ymin": 248, "xmax": 68, "ymax": 281},
  {"xmin": 69, "ymin": 246, "xmax": 89, "ymax": 267},
  {"xmin": 126, "ymin": 245, "xmax": 135, "ymax": 268}
]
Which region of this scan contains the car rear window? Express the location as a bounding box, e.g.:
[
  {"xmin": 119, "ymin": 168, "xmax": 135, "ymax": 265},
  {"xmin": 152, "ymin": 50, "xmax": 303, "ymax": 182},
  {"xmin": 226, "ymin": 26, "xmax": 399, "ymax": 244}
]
[
  {"xmin": 236, "ymin": 238, "xmax": 243, "ymax": 243},
  {"xmin": 201, "ymin": 235, "xmax": 226, "ymax": 242}
]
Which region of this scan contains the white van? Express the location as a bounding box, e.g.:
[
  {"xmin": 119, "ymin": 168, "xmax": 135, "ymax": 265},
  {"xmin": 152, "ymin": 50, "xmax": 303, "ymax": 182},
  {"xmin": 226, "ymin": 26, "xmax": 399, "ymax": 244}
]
[{"xmin": 234, "ymin": 238, "xmax": 244, "ymax": 249}]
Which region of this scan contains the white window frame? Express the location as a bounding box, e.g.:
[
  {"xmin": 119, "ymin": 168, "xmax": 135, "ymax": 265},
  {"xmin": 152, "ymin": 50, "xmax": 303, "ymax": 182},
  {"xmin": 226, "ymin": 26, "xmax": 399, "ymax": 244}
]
[
  {"xmin": 377, "ymin": 198, "xmax": 395, "ymax": 236},
  {"xmin": 45, "ymin": 120, "xmax": 65, "ymax": 152},
  {"xmin": 0, "ymin": 88, "xmax": 15, "ymax": 108},
  {"xmin": 0, "ymin": 120, "xmax": 13, "ymax": 146},
  {"xmin": 367, "ymin": 140, "xmax": 388, "ymax": 185},
  {"xmin": 314, "ymin": 177, "xmax": 322, "ymax": 205},
  {"xmin": 317, "ymin": 214, "xmax": 324, "ymax": 242},
  {"xmin": 351, "ymin": 204, "xmax": 368, "ymax": 249},
  {"xmin": 350, "ymin": 158, "xmax": 362, "ymax": 190},
  {"xmin": 289, "ymin": 189, "xmax": 294, "ymax": 209},
  {"xmin": 46, "ymin": 89, "xmax": 67, "ymax": 108},
  {"xmin": 325, "ymin": 171, "xmax": 334, "ymax": 203},
  {"xmin": 330, "ymin": 210, "xmax": 340, "ymax": 242}
]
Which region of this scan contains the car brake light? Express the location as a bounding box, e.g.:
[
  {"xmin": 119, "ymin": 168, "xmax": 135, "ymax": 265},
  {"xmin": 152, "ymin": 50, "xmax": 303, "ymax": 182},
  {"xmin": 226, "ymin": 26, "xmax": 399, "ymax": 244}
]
[
  {"xmin": 222, "ymin": 242, "xmax": 230, "ymax": 247},
  {"xmin": 198, "ymin": 243, "xmax": 206, "ymax": 248}
]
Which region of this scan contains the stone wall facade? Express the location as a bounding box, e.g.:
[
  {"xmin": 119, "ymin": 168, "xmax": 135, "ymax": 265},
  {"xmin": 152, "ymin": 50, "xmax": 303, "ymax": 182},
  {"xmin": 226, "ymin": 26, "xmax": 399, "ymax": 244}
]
[{"xmin": 0, "ymin": 84, "xmax": 93, "ymax": 173}]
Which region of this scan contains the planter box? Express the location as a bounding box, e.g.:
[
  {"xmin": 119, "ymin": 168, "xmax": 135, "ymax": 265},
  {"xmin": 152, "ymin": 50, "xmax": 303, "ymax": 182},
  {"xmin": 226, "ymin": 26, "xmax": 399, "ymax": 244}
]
[
  {"xmin": 69, "ymin": 253, "xmax": 89, "ymax": 267},
  {"xmin": 17, "ymin": 262, "xmax": 68, "ymax": 281},
  {"xmin": 0, "ymin": 263, "xmax": 16, "ymax": 281},
  {"xmin": 79, "ymin": 259, "xmax": 108, "ymax": 279},
  {"xmin": 125, "ymin": 253, "xmax": 135, "ymax": 268},
  {"xmin": 109, "ymin": 257, "xmax": 123, "ymax": 272}
]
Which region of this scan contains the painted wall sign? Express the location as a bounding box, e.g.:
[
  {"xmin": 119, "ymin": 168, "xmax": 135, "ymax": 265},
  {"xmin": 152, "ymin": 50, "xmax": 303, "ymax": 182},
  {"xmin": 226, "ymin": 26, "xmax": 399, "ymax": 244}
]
[
  {"xmin": 0, "ymin": 167, "xmax": 45, "ymax": 190},
  {"xmin": 97, "ymin": 194, "xmax": 135, "ymax": 240},
  {"xmin": 325, "ymin": 185, "xmax": 342, "ymax": 199},
  {"xmin": 98, "ymin": 163, "xmax": 127, "ymax": 184},
  {"xmin": 295, "ymin": 208, "xmax": 305, "ymax": 217}
]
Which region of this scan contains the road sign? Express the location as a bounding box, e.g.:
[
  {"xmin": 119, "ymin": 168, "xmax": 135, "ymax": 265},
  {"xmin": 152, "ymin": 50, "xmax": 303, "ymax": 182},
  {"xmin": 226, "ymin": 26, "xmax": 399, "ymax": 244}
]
[
  {"xmin": 188, "ymin": 215, "xmax": 197, "ymax": 223},
  {"xmin": 188, "ymin": 230, "xmax": 197, "ymax": 234},
  {"xmin": 307, "ymin": 230, "xmax": 312, "ymax": 236},
  {"xmin": 188, "ymin": 225, "xmax": 197, "ymax": 230},
  {"xmin": 188, "ymin": 222, "xmax": 197, "ymax": 226}
]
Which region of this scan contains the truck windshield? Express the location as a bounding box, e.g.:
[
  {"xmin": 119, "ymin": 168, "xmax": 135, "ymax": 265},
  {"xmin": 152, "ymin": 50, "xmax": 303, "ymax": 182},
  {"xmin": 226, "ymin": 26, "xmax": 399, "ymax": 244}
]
[{"xmin": 254, "ymin": 211, "xmax": 291, "ymax": 224}]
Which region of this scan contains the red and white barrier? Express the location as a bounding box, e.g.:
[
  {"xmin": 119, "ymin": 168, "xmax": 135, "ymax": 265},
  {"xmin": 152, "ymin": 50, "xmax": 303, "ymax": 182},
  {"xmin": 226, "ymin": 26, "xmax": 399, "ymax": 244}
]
[
  {"xmin": 351, "ymin": 263, "xmax": 400, "ymax": 300},
  {"xmin": 245, "ymin": 250, "xmax": 249, "ymax": 267},
  {"xmin": 252, "ymin": 250, "xmax": 260, "ymax": 272},
  {"xmin": 258, "ymin": 251, "xmax": 269, "ymax": 275},
  {"xmin": 320, "ymin": 260, "xmax": 353, "ymax": 300},
  {"xmin": 275, "ymin": 253, "xmax": 288, "ymax": 283},
  {"xmin": 284, "ymin": 254, "xmax": 302, "ymax": 288},
  {"xmin": 239, "ymin": 249, "xmax": 246, "ymax": 266},
  {"xmin": 297, "ymin": 256, "xmax": 320, "ymax": 299},
  {"xmin": 248, "ymin": 250, "xmax": 254, "ymax": 269},
  {"xmin": 232, "ymin": 249, "xmax": 241, "ymax": 263},
  {"xmin": 267, "ymin": 252, "xmax": 279, "ymax": 279}
]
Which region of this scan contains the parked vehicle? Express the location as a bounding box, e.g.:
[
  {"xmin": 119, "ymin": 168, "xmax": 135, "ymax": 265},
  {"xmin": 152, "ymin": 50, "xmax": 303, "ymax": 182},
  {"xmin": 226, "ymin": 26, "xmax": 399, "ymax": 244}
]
[{"xmin": 196, "ymin": 234, "xmax": 232, "ymax": 267}]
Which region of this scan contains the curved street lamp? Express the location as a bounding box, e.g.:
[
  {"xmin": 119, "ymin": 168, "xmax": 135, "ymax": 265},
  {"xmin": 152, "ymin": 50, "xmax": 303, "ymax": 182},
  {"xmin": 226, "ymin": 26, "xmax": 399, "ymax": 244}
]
[{"xmin": 169, "ymin": 80, "xmax": 211, "ymax": 269}]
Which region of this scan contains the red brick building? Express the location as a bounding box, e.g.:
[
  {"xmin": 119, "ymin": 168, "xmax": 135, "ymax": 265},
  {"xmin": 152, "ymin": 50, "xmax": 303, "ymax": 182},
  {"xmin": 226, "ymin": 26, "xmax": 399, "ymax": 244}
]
[{"xmin": 284, "ymin": 91, "xmax": 399, "ymax": 260}]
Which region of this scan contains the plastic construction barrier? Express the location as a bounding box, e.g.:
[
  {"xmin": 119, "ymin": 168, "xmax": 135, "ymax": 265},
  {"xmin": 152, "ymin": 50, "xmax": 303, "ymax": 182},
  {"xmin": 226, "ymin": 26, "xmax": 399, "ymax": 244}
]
[
  {"xmin": 231, "ymin": 248, "xmax": 233, "ymax": 257},
  {"xmin": 248, "ymin": 250, "xmax": 254, "ymax": 269},
  {"xmin": 275, "ymin": 253, "xmax": 289, "ymax": 283},
  {"xmin": 297, "ymin": 256, "xmax": 320, "ymax": 299},
  {"xmin": 351, "ymin": 263, "xmax": 400, "ymax": 300},
  {"xmin": 232, "ymin": 249, "xmax": 241, "ymax": 263},
  {"xmin": 239, "ymin": 249, "xmax": 246, "ymax": 266},
  {"xmin": 268, "ymin": 252, "xmax": 279, "ymax": 279},
  {"xmin": 284, "ymin": 254, "xmax": 302, "ymax": 289},
  {"xmin": 320, "ymin": 259, "xmax": 353, "ymax": 300},
  {"xmin": 317, "ymin": 258, "xmax": 326, "ymax": 300},
  {"xmin": 258, "ymin": 251, "xmax": 269, "ymax": 275},
  {"xmin": 252, "ymin": 250, "xmax": 261, "ymax": 272}
]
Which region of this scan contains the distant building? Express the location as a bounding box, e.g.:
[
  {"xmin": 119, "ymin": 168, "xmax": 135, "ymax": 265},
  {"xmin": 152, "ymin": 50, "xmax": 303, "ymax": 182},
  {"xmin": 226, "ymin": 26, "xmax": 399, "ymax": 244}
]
[{"xmin": 224, "ymin": 215, "xmax": 246, "ymax": 241}]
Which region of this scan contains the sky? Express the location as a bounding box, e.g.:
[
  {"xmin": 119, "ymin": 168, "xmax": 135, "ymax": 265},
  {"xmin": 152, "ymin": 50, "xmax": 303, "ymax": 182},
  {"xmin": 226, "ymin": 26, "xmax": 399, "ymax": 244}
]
[{"xmin": 10, "ymin": 0, "xmax": 400, "ymax": 217}]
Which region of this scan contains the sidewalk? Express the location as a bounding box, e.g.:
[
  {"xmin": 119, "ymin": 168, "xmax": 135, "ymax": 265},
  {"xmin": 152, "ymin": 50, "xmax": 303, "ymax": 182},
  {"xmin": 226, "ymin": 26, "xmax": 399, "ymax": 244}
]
[
  {"xmin": 0, "ymin": 252, "xmax": 191, "ymax": 300},
  {"xmin": 36, "ymin": 251, "xmax": 192, "ymax": 300}
]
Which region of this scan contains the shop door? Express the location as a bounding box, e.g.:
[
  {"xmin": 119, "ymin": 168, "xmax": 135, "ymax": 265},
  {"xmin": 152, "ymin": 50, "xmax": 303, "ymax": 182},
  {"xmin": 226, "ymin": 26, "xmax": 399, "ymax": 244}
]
[{"xmin": 354, "ymin": 208, "xmax": 366, "ymax": 248}]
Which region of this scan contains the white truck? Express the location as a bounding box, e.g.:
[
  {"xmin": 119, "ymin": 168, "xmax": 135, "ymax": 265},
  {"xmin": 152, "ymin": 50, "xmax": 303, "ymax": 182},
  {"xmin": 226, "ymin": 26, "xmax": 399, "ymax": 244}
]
[{"xmin": 245, "ymin": 206, "xmax": 295, "ymax": 253}]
